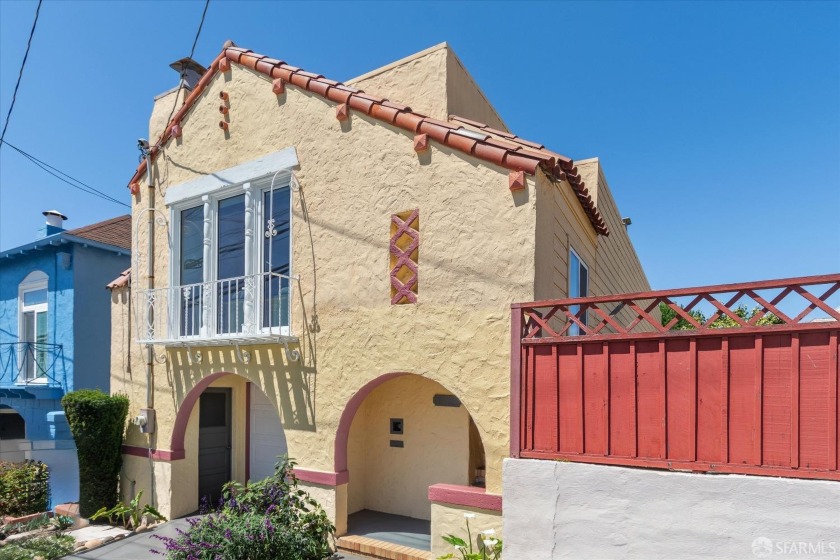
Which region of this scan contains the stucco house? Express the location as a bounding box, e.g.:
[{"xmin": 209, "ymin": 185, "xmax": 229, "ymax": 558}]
[
  {"xmin": 0, "ymin": 212, "xmax": 130, "ymax": 506},
  {"xmin": 109, "ymin": 41, "xmax": 649, "ymax": 557}
]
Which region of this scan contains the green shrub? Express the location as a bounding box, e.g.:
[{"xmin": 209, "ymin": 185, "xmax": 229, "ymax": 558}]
[
  {"xmin": 0, "ymin": 534, "xmax": 75, "ymax": 560},
  {"xmin": 61, "ymin": 389, "xmax": 129, "ymax": 517},
  {"xmin": 0, "ymin": 460, "xmax": 50, "ymax": 517},
  {"xmin": 154, "ymin": 457, "xmax": 334, "ymax": 559}
]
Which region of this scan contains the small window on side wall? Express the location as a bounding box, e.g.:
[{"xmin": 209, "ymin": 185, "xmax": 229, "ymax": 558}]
[
  {"xmin": 390, "ymin": 209, "xmax": 419, "ymax": 304},
  {"xmin": 569, "ymin": 248, "xmax": 589, "ymax": 335}
]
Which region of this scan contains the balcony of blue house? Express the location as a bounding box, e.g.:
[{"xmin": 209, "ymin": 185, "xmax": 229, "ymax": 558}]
[{"xmin": 0, "ymin": 342, "xmax": 68, "ymax": 401}]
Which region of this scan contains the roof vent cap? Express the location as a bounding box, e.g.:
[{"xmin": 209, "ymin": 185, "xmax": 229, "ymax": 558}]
[{"xmin": 169, "ymin": 57, "xmax": 207, "ymax": 90}]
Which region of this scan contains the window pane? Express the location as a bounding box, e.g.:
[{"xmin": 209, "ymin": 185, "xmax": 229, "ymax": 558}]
[
  {"xmin": 569, "ymin": 252, "xmax": 581, "ymax": 298},
  {"xmin": 180, "ymin": 206, "xmax": 204, "ymax": 285},
  {"xmin": 218, "ymin": 195, "xmax": 245, "ymax": 280},
  {"xmin": 180, "ymin": 206, "xmax": 204, "ymax": 337},
  {"xmin": 22, "ymin": 311, "xmax": 34, "ymax": 379},
  {"xmin": 217, "ymin": 195, "xmax": 245, "ymax": 334},
  {"xmin": 23, "ymin": 288, "xmax": 47, "ymax": 306},
  {"xmin": 263, "ymin": 188, "xmax": 290, "ymax": 328}
]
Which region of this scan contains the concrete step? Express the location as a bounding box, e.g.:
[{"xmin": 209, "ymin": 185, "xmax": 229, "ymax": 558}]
[{"xmin": 336, "ymin": 535, "xmax": 434, "ymax": 560}]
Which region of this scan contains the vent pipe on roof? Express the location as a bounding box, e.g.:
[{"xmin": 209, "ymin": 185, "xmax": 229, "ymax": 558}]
[{"xmin": 40, "ymin": 210, "xmax": 67, "ymax": 237}]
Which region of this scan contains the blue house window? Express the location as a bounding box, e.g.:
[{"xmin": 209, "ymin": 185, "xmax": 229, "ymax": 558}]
[
  {"xmin": 569, "ymin": 249, "xmax": 589, "ymax": 336},
  {"xmin": 18, "ymin": 271, "xmax": 49, "ymax": 382}
]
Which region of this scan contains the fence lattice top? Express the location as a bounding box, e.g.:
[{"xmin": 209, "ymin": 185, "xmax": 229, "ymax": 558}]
[{"xmin": 515, "ymin": 274, "xmax": 840, "ymax": 341}]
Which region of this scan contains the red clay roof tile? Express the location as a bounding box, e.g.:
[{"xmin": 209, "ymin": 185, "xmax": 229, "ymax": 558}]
[
  {"xmin": 127, "ymin": 46, "xmax": 609, "ymax": 236},
  {"xmin": 106, "ymin": 268, "xmax": 131, "ymax": 290}
]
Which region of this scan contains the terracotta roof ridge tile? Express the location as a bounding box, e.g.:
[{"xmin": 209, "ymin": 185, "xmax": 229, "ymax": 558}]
[{"xmin": 126, "ymin": 46, "xmax": 609, "ymax": 236}]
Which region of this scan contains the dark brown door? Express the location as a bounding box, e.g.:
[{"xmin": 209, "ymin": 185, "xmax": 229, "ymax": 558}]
[{"xmin": 198, "ymin": 388, "xmax": 232, "ymax": 507}]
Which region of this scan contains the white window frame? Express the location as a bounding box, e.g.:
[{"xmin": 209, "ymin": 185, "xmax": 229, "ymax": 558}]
[
  {"xmin": 169, "ymin": 173, "xmax": 294, "ymax": 340},
  {"xmin": 18, "ymin": 271, "xmax": 49, "ymax": 383},
  {"xmin": 569, "ymin": 247, "xmax": 589, "ymax": 336}
]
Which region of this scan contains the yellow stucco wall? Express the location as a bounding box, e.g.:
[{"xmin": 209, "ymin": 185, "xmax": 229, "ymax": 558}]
[
  {"xmin": 430, "ymin": 503, "xmax": 503, "ymax": 557},
  {"xmin": 349, "ymin": 43, "xmax": 508, "ymax": 132},
  {"xmin": 112, "ymin": 44, "xmax": 650, "ymax": 547},
  {"xmin": 117, "ymin": 55, "xmax": 536, "ymax": 522},
  {"xmin": 347, "ymin": 375, "xmax": 470, "ymax": 520}
]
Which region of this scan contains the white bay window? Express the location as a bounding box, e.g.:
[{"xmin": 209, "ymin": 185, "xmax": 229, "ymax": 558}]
[{"xmin": 135, "ymin": 148, "xmax": 299, "ymax": 345}]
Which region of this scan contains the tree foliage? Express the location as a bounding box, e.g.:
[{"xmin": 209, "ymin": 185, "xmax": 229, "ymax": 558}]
[
  {"xmin": 659, "ymin": 303, "xmax": 783, "ymax": 330},
  {"xmin": 61, "ymin": 390, "xmax": 129, "ymax": 517}
]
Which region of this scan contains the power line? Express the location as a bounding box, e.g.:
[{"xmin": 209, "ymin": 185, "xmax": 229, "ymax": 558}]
[
  {"xmin": 189, "ymin": 0, "xmax": 210, "ymax": 60},
  {"xmin": 0, "ymin": 0, "xmax": 43, "ymax": 148},
  {"xmin": 157, "ymin": 0, "xmax": 211, "ymax": 151},
  {"xmin": 1, "ymin": 140, "xmax": 129, "ymax": 208}
]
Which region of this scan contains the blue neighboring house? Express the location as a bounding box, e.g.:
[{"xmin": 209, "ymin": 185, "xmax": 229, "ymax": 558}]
[{"xmin": 0, "ymin": 211, "xmax": 130, "ymax": 507}]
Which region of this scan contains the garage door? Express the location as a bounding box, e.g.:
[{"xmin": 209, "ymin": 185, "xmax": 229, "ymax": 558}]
[{"xmin": 249, "ymin": 384, "xmax": 288, "ymax": 481}]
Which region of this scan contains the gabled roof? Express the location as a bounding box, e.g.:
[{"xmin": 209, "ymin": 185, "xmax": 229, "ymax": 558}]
[
  {"xmin": 0, "ymin": 215, "xmax": 132, "ymax": 260},
  {"xmin": 128, "ymin": 44, "xmax": 609, "ymax": 236},
  {"xmin": 66, "ymin": 215, "xmax": 131, "ymax": 251}
]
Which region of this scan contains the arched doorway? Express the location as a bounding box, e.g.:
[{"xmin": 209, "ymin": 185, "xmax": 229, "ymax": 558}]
[
  {"xmin": 337, "ymin": 374, "xmax": 486, "ymax": 547},
  {"xmin": 171, "ymin": 372, "xmax": 288, "ymax": 511}
]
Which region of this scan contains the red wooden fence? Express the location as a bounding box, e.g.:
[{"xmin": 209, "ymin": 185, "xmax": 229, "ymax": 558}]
[{"xmin": 511, "ymin": 274, "xmax": 840, "ymax": 480}]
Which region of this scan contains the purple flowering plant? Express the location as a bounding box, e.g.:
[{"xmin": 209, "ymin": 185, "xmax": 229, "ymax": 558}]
[{"xmin": 152, "ymin": 457, "xmax": 334, "ymax": 559}]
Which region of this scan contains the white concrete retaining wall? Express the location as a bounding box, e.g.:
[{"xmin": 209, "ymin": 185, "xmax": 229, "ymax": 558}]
[{"xmin": 503, "ymin": 458, "xmax": 840, "ymax": 559}]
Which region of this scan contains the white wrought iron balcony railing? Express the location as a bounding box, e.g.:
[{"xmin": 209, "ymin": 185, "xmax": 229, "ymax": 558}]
[{"xmin": 134, "ymin": 271, "xmax": 296, "ymax": 345}]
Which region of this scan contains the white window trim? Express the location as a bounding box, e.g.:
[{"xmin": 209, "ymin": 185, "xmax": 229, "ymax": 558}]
[
  {"xmin": 164, "ymin": 147, "xmax": 298, "ymax": 206},
  {"xmin": 168, "ymin": 160, "xmax": 295, "ymax": 340},
  {"xmin": 18, "ymin": 271, "xmax": 49, "ymax": 384}
]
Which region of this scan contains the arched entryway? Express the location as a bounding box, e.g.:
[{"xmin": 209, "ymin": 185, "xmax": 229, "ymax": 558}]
[
  {"xmin": 170, "ymin": 371, "xmax": 288, "ymax": 509},
  {"xmin": 335, "ymin": 373, "xmax": 486, "ymax": 548}
]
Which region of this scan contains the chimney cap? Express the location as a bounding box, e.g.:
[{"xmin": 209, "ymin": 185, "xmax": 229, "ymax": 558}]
[
  {"xmin": 43, "ymin": 210, "xmax": 68, "ymax": 221},
  {"xmin": 170, "ymin": 57, "xmax": 207, "ymax": 76}
]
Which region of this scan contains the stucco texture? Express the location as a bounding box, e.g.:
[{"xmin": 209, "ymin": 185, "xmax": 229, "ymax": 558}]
[
  {"xmin": 503, "ymin": 458, "xmax": 840, "ymax": 560},
  {"xmin": 431, "ymin": 503, "xmax": 502, "ymax": 557},
  {"xmin": 347, "ymin": 375, "xmax": 471, "ymax": 520},
  {"xmin": 112, "ymin": 45, "xmax": 650, "ymax": 545},
  {"xmin": 116, "ymin": 56, "xmax": 534, "ymax": 523}
]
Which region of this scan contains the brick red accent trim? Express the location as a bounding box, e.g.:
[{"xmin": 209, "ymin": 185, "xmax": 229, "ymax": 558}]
[
  {"xmin": 122, "ymin": 444, "xmax": 185, "ymax": 461},
  {"xmin": 336, "ymin": 103, "xmax": 350, "ymax": 122},
  {"xmin": 428, "ymin": 483, "xmax": 502, "ymax": 511},
  {"xmin": 509, "ymin": 171, "xmax": 526, "ymax": 191},
  {"xmin": 294, "ymin": 469, "xmax": 349, "ymax": 486},
  {"xmin": 390, "ymin": 209, "xmax": 419, "ymax": 305},
  {"xmin": 335, "ymin": 372, "xmax": 409, "ymax": 473},
  {"xmin": 413, "ymin": 133, "xmax": 429, "ymax": 152},
  {"xmin": 272, "ymin": 78, "xmax": 285, "ymax": 95},
  {"xmin": 126, "ymin": 46, "xmax": 609, "ymax": 236}
]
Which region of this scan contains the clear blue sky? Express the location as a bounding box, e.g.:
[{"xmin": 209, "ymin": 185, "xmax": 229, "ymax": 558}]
[{"xmin": 1, "ymin": 0, "xmax": 838, "ymax": 290}]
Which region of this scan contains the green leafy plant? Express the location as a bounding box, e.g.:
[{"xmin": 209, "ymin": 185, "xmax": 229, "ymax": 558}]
[
  {"xmin": 0, "ymin": 512, "xmax": 52, "ymax": 539},
  {"xmin": 61, "ymin": 389, "xmax": 129, "ymax": 517},
  {"xmin": 49, "ymin": 514, "xmax": 74, "ymax": 531},
  {"xmin": 0, "ymin": 534, "xmax": 75, "ymax": 560},
  {"xmin": 153, "ymin": 457, "xmax": 334, "ymax": 559},
  {"xmin": 0, "ymin": 460, "xmax": 50, "ymax": 518},
  {"xmin": 437, "ymin": 514, "xmax": 502, "ymax": 560},
  {"xmin": 90, "ymin": 490, "xmax": 166, "ymax": 529}
]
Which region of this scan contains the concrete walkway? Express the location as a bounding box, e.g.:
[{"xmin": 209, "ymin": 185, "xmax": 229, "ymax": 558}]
[{"xmin": 62, "ymin": 516, "xmax": 368, "ymax": 559}]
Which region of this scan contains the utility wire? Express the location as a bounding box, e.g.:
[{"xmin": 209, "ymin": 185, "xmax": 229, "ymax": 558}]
[
  {"xmin": 156, "ymin": 0, "xmax": 211, "ymax": 151},
  {"xmin": 189, "ymin": 0, "xmax": 210, "ymax": 60},
  {"xmin": 0, "ymin": 0, "xmax": 43, "ymax": 148},
  {"xmin": 0, "ymin": 140, "xmax": 129, "ymax": 208}
]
